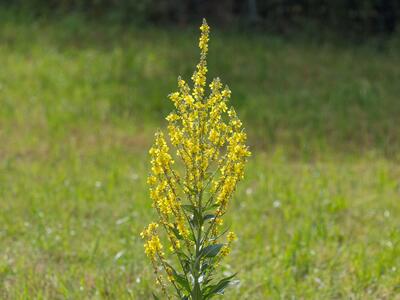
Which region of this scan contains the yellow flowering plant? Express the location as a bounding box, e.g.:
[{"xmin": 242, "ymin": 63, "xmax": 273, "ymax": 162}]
[{"xmin": 141, "ymin": 19, "xmax": 251, "ymax": 300}]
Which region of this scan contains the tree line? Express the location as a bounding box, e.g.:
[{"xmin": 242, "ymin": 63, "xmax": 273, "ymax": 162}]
[{"xmin": 3, "ymin": 0, "xmax": 399, "ymax": 34}]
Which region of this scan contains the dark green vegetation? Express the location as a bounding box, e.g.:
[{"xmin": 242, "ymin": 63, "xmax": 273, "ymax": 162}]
[
  {"xmin": 2, "ymin": 0, "xmax": 400, "ymax": 36},
  {"xmin": 0, "ymin": 14, "xmax": 399, "ymax": 299}
]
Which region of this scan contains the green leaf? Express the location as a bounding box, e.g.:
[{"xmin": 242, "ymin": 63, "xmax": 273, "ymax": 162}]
[
  {"xmin": 184, "ymin": 205, "xmax": 202, "ymax": 227},
  {"xmin": 205, "ymin": 203, "xmax": 219, "ymax": 211},
  {"xmin": 192, "ymin": 209, "xmax": 203, "ymax": 227},
  {"xmin": 182, "ymin": 204, "xmax": 196, "ymax": 213},
  {"xmin": 203, "ymin": 214, "xmax": 215, "ymax": 222},
  {"xmin": 200, "ymin": 244, "xmax": 223, "ymax": 258},
  {"xmin": 162, "ymin": 262, "xmax": 191, "ymax": 294},
  {"xmin": 204, "ymin": 274, "xmax": 237, "ymax": 299},
  {"xmin": 152, "ymin": 293, "xmax": 160, "ymax": 300},
  {"xmin": 171, "ymin": 270, "xmax": 191, "ymax": 293},
  {"xmin": 182, "ymin": 259, "xmax": 191, "ymax": 274}
]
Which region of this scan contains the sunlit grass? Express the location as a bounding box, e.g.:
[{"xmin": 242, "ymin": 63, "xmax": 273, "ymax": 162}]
[{"xmin": 1, "ymin": 132, "xmax": 398, "ymax": 298}]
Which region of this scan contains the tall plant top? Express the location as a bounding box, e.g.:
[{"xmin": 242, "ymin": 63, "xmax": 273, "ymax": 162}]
[{"xmin": 141, "ymin": 19, "xmax": 251, "ymax": 300}]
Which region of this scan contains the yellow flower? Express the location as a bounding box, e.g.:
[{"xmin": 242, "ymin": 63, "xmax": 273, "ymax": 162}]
[
  {"xmin": 227, "ymin": 231, "xmax": 237, "ymax": 242},
  {"xmin": 199, "ymin": 19, "xmax": 210, "ymax": 54},
  {"xmin": 141, "ymin": 223, "xmax": 163, "ymax": 260},
  {"xmin": 208, "ymin": 128, "xmax": 219, "ymax": 144},
  {"xmin": 166, "ymin": 113, "xmax": 180, "ymax": 122},
  {"xmin": 220, "ymin": 245, "xmax": 230, "ymax": 257},
  {"xmin": 144, "ymin": 235, "xmax": 163, "ymax": 259},
  {"xmin": 141, "ymin": 19, "xmax": 250, "ymax": 295},
  {"xmin": 147, "ymin": 175, "xmax": 157, "ymax": 186}
]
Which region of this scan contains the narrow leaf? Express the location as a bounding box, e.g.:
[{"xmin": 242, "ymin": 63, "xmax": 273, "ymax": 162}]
[
  {"xmin": 182, "ymin": 204, "xmax": 196, "ymax": 213},
  {"xmin": 200, "ymin": 244, "xmax": 223, "ymax": 258},
  {"xmin": 203, "ymin": 214, "xmax": 215, "ymax": 222},
  {"xmin": 172, "ymin": 271, "xmax": 191, "ymax": 293},
  {"xmin": 204, "ymin": 273, "xmax": 237, "ymax": 298}
]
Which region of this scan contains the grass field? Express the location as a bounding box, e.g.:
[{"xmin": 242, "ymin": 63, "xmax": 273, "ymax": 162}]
[{"xmin": 0, "ymin": 13, "xmax": 399, "ymax": 299}]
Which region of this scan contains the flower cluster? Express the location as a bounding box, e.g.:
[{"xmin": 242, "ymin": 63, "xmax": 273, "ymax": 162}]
[{"xmin": 141, "ymin": 19, "xmax": 250, "ymax": 300}]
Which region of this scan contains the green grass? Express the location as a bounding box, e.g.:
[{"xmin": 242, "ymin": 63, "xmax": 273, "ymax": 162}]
[{"xmin": 0, "ymin": 12, "xmax": 399, "ymax": 299}]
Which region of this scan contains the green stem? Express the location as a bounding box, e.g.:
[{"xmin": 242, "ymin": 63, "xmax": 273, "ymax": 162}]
[{"xmin": 191, "ymin": 188, "xmax": 204, "ymax": 299}]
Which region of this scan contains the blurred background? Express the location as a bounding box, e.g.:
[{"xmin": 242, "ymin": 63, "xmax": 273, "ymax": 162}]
[
  {"xmin": 1, "ymin": 0, "xmax": 400, "ymax": 157},
  {"xmin": 0, "ymin": 1, "xmax": 399, "ymax": 299},
  {"xmin": 3, "ymin": 0, "xmax": 400, "ymax": 35}
]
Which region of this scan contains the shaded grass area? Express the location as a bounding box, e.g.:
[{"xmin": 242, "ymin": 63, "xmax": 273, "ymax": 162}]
[
  {"xmin": 1, "ymin": 13, "xmax": 400, "ymax": 157},
  {"xmin": 0, "ymin": 12, "xmax": 399, "ymax": 299}
]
